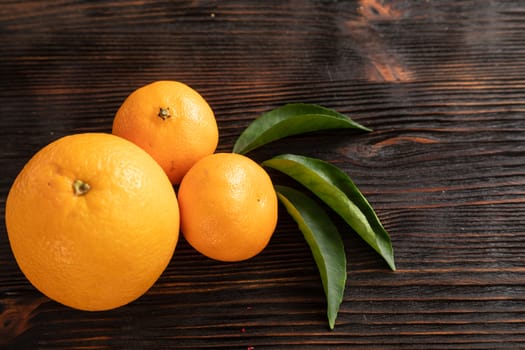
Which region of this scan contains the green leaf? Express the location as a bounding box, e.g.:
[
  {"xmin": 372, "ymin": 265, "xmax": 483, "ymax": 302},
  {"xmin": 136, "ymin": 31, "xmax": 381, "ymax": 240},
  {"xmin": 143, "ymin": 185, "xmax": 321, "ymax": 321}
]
[
  {"xmin": 263, "ymin": 154, "xmax": 395, "ymax": 271},
  {"xmin": 232, "ymin": 103, "xmax": 371, "ymax": 154},
  {"xmin": 275, "ymin": 185, "xmax": 347, "ymax": 330}
]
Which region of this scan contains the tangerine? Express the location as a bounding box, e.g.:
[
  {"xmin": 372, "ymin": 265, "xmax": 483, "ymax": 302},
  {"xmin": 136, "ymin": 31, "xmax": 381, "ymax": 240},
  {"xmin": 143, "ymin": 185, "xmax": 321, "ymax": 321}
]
[
  {"xmin": 112, "ymin": 80, "xmax": 218, "ymax": 184},
  {"xmin": 5, "ymin": 133, "xmax": 179, "ymax": 311},
  {"xmin": 178, "ymin": 153, "xmax": 278, "ymax": 262}
]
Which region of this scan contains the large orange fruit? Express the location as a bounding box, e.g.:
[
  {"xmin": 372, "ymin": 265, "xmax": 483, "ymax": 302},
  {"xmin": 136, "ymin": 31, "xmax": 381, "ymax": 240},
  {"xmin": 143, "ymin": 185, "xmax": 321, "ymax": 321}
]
[
  {"xmin": 112, "ymin": 80, "xmax": 219, "ymax": 184},
  {"xmin": 178, "ymin": 153, "xmax": 278, "ymax": 262},
  {"xmin": 5, "ymin": 133, "xmax": 180, "ymax": 311}
]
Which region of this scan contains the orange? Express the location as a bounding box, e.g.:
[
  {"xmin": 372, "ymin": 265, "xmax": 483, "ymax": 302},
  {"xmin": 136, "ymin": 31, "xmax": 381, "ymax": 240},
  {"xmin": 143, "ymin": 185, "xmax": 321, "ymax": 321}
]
[
  {"xmin": 178, "ymin": 153, "xmax": 278, "ymax": 262},
  {"xmin": 4, "ymin": 133, "xmax": 180, "ymax": 311},
  {"xmin": 112, "ymin": 80, "xmax": 219, "ymax": 184}
]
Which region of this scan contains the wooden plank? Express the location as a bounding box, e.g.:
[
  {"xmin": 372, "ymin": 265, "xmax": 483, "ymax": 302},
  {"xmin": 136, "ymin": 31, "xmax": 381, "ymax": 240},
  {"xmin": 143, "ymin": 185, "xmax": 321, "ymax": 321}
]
[{"xmin": 2, "ymin": 0, "xmax": 525, "ymax": 348}]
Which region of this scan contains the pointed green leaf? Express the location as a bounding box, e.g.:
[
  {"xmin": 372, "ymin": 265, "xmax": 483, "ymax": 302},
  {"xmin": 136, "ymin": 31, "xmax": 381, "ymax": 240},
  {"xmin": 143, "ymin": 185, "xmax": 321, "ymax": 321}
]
[
  {"xmin": 275, "ymin": 185, "xmax": 347, "ymax": 330},
  {"xmin": 263, "ymin": 154, "xmax": 395, "ymax": 271},
  {"xmin": 233, "ymin": 103, "xmax": 371, "ymax": 154}
]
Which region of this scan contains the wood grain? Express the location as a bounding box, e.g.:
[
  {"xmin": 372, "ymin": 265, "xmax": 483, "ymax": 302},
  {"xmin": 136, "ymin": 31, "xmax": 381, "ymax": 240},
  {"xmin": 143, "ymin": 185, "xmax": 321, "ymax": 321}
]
[{"xmin": 2, "ymin": 0, "xmax": 525, "ymax": 348}]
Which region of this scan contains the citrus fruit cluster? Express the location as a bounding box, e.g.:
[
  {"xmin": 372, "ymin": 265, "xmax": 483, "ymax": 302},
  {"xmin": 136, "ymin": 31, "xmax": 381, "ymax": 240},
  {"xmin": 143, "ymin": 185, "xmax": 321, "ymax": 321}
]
[
  {"xmin": 5, "ymin": 81, "xmax": 278, "ymax": 312},
  {"xmin": 5, "ymin": 80, "xmax": 395, "ymax": 329}
]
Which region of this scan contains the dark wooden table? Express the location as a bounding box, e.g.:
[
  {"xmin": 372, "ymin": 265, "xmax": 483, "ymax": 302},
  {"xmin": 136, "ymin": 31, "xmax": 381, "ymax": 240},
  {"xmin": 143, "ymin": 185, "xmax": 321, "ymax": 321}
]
[{"xmin": 2, "ymin": 1, "xmax": 525, "ymax": 349}]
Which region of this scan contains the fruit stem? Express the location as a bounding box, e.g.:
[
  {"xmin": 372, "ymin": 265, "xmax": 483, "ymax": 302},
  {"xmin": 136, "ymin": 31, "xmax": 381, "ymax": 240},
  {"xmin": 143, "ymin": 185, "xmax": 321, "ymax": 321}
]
[
  {"xmin": 158, "ymin": 107, "xmax": 170, "ymax": 120},
  {"xmin": 72, "ymin": 179, "xmax": 91, "ymax": 196}
]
